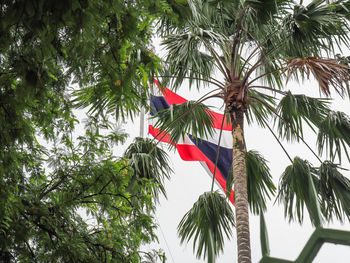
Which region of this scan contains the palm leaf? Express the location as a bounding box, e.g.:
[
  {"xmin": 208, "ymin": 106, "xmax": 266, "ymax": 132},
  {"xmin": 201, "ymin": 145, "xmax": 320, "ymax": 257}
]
[
  {"xmin": 317, "ymin": 161, "xmax": 350, "ymax": 222},
  {"xmin": 243, "ymin": 0, "xmax": 291, "ymax": 26},
  {"xmin": 152, "ymin": 101, "xmax": 215, "ymax": 146},
  {"xmin": 160, "ymin": 0, "xmax": 231, "ymax": 90},
  {"xmin": 246, "ymin": 150, "xmax": 276, "ymax": 215},
  {"xmin": 246, "ymin": 89, "xmax": 276, "ymax": 128},
  {"xmin": 178, "ymin": 191, "xmax": 235, "ymax": 262},
  {"xmin": 161, "ymin": 25, "xmax": 228, "ymax": 90},
  {"xmin": 255, "ymin": 59, "xmax": 285, "ymax": 90},
  {"xmin": 74, "ymin": 81, "xmax": 148, "ymax": 121},
  {"xmin": 278, "ymin": 1, "xmax": 350, "ymax": 57},
  {"xmin": 285, "ymin": 57, "xmax": 350, "ymax": 97},
  {"xmin": 156, "ymin": 0, "xmax": 192, "ymax": 35},
  {"xmin": 277, "ymin": 157, "xmax": 319, "ymax": 224},
  {"xmin": 276, "ymin": 92, "xmax": 331, "ymax": 141},
  {"xmin": 225, "ymin": 164, "xmax": 234, "ymax": 200},
  {"xmin": 330, "ymin": 0, "xmax": 350, "ymax": 20},
  {"xmin": 317, "ymin": 111, "xmax": 350, "ymax": 162},
  {"xmin": 124, "ymin": 137, "xmax": 172, "ymax": 200}
]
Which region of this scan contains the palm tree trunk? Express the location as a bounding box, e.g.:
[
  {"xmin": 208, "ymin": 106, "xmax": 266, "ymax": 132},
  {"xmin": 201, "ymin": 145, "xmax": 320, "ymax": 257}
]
[{"xmin": 231, "ymin": 110, "xmax": 251, "ymax": 263}]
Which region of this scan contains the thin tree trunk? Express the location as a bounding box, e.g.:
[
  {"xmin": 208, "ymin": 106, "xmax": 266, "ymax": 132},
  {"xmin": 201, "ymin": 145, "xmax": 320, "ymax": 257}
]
[{"xmin": 231, "ymin": 110, "xmax": 251, "ymax": 263}]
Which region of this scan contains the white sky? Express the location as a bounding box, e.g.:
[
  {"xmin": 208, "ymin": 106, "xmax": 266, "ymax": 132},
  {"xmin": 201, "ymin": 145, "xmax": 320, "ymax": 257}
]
[
  {"xmin": 128, "ymin": 36, "xmax": 350, "ymax": 262},
  {"xmin": 135, "ymin": 82, "xmax": 350, "ymax": 263}
]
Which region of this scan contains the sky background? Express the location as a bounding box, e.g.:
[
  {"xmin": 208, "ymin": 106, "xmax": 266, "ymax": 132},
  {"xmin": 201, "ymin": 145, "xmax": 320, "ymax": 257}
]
[
  {"xmin": 138, "ymin": 82, "xmax": 350, "ymax": 263},
  {"xmin": 114, "ymin": 33, "xmax": 350, "ymax": 262}
]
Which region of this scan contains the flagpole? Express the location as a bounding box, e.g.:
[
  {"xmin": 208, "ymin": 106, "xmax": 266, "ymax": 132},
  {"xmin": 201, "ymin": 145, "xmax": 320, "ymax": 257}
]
[
  {"xmin": 144, "ymin": 85, "xmax": 176, "ymax": 262},
  {"xmin": 138, "ymin": 48, "xmax": 145, "ymax": 139},
  {"xmin": 139, "ymin": 107, "xmax": 144, "ymax": 138}
]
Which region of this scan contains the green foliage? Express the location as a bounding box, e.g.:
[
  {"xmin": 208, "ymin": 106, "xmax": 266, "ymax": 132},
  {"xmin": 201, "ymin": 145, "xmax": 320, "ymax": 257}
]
[
  {"xmin": 246, "ymin": 151, "xmax": 276, "ymax": 215},
  {"xmin": 225, "ymin": 150, "xmax": 276, "ymax": 214},
  {"xmin": 246, "ymin": 89, "xmax": 276, "ymax": 128},
  {"xmin": 158, "ymin": 0, "xmax": 350, "ymax": 260},
  {"xmin": 318, "ymin": 161, "xmax": 350, "ymax": 222},
  {"xmin": 161, "ymin": 30, "xmax": 224, "ymax": 90},
  {"xmin": 277, "ymin": 157, "xmax": 319, "ymax": 224},
  {"xmin": 276, "ymin": 92, "xmax": 331, "ymax": 141},
  {"xmin": 140, "ymin": 250, "xmax": 167, "ymax": 263},
  {"xmin": 317, "ymin": 111, "xmax": 350, "ymax": 162},
  {"xmin": 0, "ymin": 116, "xmax": 170, "ymax": 262},
  {"xmin": 124, "ymin": 137, "xmax": 172, "ymax": 201},
  {"xmin": 0, "ymin": 1, "xmax": 175, "ymax": 261},
  {"xmin": 0, "ymin": 0, "xmax": 165, "ymax": 146},
  {"xmin": 278, "ymin": 158, "xmax": 350, "ymax": 225},
  {"xmin": 178, "ymin": 191, "xmax": 235, "ymax": 263},
  {"xmin": 153, "ymin": 101, "xmax": 215, "ymax": 145},
  {"xmin": 276, "ymin": 0, "xmax": 350, "ymax": 58}
]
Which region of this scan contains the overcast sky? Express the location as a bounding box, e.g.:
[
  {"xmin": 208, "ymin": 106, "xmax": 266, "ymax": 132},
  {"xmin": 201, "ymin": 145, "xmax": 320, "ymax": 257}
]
[
  {"xmin": 133, "ymin": 79, "xmax": 350, "ymax": 262},
  {"xmin": 126, "ymin": 35, "xmax": 350, "ymax": 261}
]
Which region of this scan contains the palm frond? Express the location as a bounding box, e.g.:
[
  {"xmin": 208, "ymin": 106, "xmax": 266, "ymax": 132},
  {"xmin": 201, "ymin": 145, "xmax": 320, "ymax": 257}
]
[
  {"xmin": 276, "ymin": 92, "xmax": 331, "ymax": 141},
  {"xmin": 246, "ymin": 150, "xmax": 276, "ymax": 215},
  {"xmin": 160, "ymin": 0, "xmax": 232, "ymax": 90},
  {"xmin": 285, "ymin": 57, "xmax": 350, "ymax": 97},
  {"xmin": 243, "ymin": 0, "xmax": 291, "ymax": 26},
  {"xmin": 317, "ymin": 111, "xmax": 350, "ymax": 162},
  {"xmin": 161, "ymin": 18, "xmax": 229, "ymax": 89},
  {"xmin": 254, "ymin": 58, "xmax": 285, "ymax": 90},
  {"xmin": 225, "ymin": 164, "xmax": 234, "ymax": 200},
  {"xmin": 156, "ymin": 0, "xmax": 192, "ymax": 35},
  {"xmin": 152, "ymin": 101, "xmax": 215, "ymax": 146},
  {"xmin": 278, "ymin": 0, "xmax": 350, "ymax": 57},
  {"xmin": 161, "ymin": 34, "xmax": 217, "ymax": 90},
  {"xmin": 74, "ymin": 81, "xmax": 148, "ymax": 121},
  {"xmin": 330, "ymin": 0, "xmax": 350, "ymax": 20},
  {"xmin": 124, "ymin": 137, "xmax": 172, "ymax": 200},
  {"xmin": 140, "ymin": 250, "xmax": 166, "ymax": 263},
  {"xmin": 178, "ymin": 191, "xmax": 235, "ymax": 262},
  {"xmin": 317, "ymin": 161, "xmax": 350, "ymax": 222},
  {"xmin": 246, "ymin": 89, "xmax": 276, "ymax": 128},
  {"xmin": 277, "ymin": 157, "xmax": 319, "ymax": 224}
]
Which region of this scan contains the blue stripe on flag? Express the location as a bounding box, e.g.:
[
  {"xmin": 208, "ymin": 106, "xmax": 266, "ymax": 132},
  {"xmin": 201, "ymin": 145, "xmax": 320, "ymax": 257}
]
[
  {"xmin": 150, "ymin": 94, "xmax": 233, "ymax": 179},
  {"xmin": 188, "ymin": 134, "xmax": 232, "ymax": 179},
  {"xmin": 150, "ymin": 95, "xmax": 170, "ymax": 116}
]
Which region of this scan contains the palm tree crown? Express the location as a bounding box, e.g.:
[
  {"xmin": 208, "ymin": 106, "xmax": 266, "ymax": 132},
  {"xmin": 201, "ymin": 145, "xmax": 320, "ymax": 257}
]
[{"xmin": 155, "ymin": 0, "xmax": 350, "ymax": 262}]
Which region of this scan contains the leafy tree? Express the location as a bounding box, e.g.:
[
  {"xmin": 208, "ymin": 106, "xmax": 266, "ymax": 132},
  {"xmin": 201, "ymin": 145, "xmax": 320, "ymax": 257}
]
[
  {"xmin": 155, "ymin": 0, "xmax": 350, "ymax": 262},
  {"xmin": 1, "ymin": 116, "xmax": 171, "ymax": 262},
  {"xmin": 0, "ymin": 0, "xmax": 174, "ymax": 262}
]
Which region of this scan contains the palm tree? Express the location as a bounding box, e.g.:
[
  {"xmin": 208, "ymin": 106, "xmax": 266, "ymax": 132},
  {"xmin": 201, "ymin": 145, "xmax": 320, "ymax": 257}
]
[{"xmin": 155, "ymin": 0, "xmax": 350, "ymax": 262}]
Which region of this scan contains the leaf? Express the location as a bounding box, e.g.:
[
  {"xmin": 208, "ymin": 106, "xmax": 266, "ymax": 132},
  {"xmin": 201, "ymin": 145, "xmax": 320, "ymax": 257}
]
[
  {"xmin": 277, "ymin": 157, "xmax": 320, "ymax": 224},
  {"xmin": 285, "ymin": 57, "xmax": 350, "ymax": 97},
  {"xmin": 124, "ymin": 137, "xmax": 172, "ymax": 201},
  {"xmin": 246, "ymin": 89, "xmax": 276, "ymax": 128},
  {"xmin": 317, "ymin": 161, "xmax": 350, "ymax": 222},
  {"xmin": 160, "ymin": 4, "xmax": 229, "ymax": 91},
  {"xmin": 317, "ymin": 111, "xmax": 350, "ymax": 162},
  {"xmin": 278, "ymin": 1, "xmax": 350, "ymax": 58},
  {"xmin": 178, "ymin": 191, "xmax": 235, "ymax": 261},
  {"xmin": 276, "ymin": 92, "xmax": 330, "ymax": 141},
  {"xmin": 246, "ymin": 150, "xmax": 276, "ymax": 215},
  {"xmin": 225, "ymin": 164, "xmax": 234, "ymax": 200},
  {"xmin": 152, "ymin": 101, "xmax": 215, "ymax": 146}
]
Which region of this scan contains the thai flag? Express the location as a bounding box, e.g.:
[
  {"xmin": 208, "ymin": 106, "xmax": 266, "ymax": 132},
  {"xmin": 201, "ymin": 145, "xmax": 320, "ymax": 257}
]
[{"xmin": 148, "ymin": 80, "xmax": 234, "ymax": 204}]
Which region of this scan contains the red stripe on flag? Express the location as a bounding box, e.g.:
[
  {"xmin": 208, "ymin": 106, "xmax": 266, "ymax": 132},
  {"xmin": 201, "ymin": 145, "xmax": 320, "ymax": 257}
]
[
  {"xmin": 156, "ymin": 86, "xmax": 232, "ymax": 131},
  {"xmin": 162, "ymin": 88, "xmax": 188, "ymax": 105},
  {"xmin": 148, "ymin": 125, "xmax": 174, "ymax": 145},
  {"xmin": 177, "ymin": 144, "xmax": 234, "ymax": 204},
  {"xmin": 149, "ymin": 125, "xmax": 234, "ymax": 204}
]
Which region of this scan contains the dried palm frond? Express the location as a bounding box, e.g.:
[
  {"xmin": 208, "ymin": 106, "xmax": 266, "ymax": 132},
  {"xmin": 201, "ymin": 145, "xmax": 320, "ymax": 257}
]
[{"xmin": 285, "ymin": 57, "xmax": 350, "ymax": 97}]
